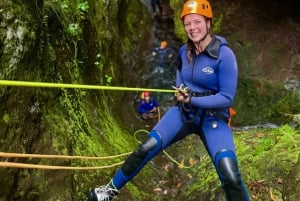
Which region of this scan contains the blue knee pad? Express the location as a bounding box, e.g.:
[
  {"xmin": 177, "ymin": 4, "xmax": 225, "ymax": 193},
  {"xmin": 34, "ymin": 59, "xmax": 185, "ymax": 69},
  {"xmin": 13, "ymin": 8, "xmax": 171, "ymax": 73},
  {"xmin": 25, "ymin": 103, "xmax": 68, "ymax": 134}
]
[
  {"xmin": 112, "ymin": 130, "xmax": 162, "ymax": 189},
  {"xmin": 214, "ymin": 149, "xmax": 250, "ymax": 201}
]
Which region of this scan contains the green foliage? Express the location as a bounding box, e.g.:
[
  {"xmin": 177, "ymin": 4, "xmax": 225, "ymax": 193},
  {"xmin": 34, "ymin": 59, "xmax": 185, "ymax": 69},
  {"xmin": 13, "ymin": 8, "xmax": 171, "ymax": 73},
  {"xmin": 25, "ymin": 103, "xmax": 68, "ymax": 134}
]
[
  {"xmin": 233, "ymin": 78, "xmax": 300, "ymax": 126},
  {"xmin": 234, "ymin": 40, "xmax": 255, "ymax": 77},
  {"xmin": 77, "ymin": 1, "xmax": 89, "ymax": 12},
  {"xmin": 270, "ymin": 91, "xmax": 300, "ymax": 125},
  {"xmin": 235, "ymin": 125, "xmax": 300, "ymax": 199},
  {"xmin": 94, "ymin": 54, "xmax": 104, "ymax": 69},
  {"xmin": 252, "ymin": 136, "xmax": 276, "ymax": 156},
  {"xmin": 94, "ymin": 53, "xmax": 107, "ymax": 84},
  {"xmin": 169, "ymin": 0, "xmax": 186, "ymax": 42},
  {"xmin": 104, "ymin": 74, "xmax": 113, "ymax": 85},
  {"xmin": 2, "ymin": 113, "xmax": 9, "ymax": 123},
  {"xmin": 212, "ymin": 14, "xmax": 223, "ymax": 34},
  {"xmin": 126, "ymin": 183, "xmax": 148, "ymax": 200},
  {"xmin": 183, "ymin": 160, "xmax": 220, "ymax": 198},
  {"xmin": 67, "ymin": 23, "xmax": 81, "ymax": 36},
  {"xmin": 93, "ymin": 53, "xmax": 115, "ymax": 87},
  {"xmin": 59, "ymin": 89, "xmax": 91, "ymax": 134},
  {"xmin": 44, "ymin": 0, "xmax": 87, "ymax": 29}
]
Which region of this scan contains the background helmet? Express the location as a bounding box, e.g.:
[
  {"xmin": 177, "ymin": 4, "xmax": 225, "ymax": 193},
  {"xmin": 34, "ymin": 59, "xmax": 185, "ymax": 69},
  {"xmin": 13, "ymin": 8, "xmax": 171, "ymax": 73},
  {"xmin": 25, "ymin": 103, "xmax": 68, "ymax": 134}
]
[
  {"xmin": 143, "ymin": 91, "xmax": 150, "ymax": 98},
  {"xmin": 180, "ymin": 0, "xmax": 213, "ymax": 20},
  {"xmin": 160, "ymin": 41, "xmax": 168, "ymax": 49}
]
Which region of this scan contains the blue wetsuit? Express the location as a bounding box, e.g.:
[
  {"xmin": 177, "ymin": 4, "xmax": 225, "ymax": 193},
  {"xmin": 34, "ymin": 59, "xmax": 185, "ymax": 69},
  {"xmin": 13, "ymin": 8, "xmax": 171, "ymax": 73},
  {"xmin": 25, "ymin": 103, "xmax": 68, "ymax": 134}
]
[
  {"xmin": 111, "ymin": 36, "xmax": 250, "ymax": 200},
  {"xmin": 138, "ymin": 98, "xmax": 159, "ymax": 115}
]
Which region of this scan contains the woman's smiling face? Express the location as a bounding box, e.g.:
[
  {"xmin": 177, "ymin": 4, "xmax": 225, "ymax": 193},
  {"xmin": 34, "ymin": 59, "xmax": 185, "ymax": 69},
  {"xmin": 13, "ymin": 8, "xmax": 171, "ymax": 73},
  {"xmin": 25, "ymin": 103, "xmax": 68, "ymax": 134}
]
[{"xmin": 183, "ymin": 14, "xmax": 210, "ymax": 43}]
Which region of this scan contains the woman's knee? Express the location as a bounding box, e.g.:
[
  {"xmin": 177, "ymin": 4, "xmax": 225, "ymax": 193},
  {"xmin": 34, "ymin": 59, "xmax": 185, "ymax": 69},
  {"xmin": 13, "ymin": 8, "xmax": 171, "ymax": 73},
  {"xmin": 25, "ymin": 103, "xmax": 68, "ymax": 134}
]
[{"xmin": 121, "ymin": 131, "xmax": 162, "ymax": 176}]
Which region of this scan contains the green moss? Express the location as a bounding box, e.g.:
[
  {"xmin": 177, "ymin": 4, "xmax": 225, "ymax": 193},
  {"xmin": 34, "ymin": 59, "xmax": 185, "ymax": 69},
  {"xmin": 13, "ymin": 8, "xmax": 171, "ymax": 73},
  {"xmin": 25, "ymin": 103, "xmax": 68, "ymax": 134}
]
[
  {"xmin": 235, "ymin": 125, "xmax": 299, "ymax": 199},
  {"xmin": 234, "ymin": 78, "xmax": 300, "ymax": 126},
  {"xmin": 170, "ymin": 0, "xmax": 185, "ymax": 42}
]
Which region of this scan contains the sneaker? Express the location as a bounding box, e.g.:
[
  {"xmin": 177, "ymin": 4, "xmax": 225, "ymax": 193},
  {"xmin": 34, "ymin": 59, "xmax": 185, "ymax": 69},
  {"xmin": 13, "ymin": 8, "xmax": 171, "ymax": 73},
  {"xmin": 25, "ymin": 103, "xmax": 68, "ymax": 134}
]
[{"xmin": 88, "ymin": 184, "xmax": 119, "ymax": 201}]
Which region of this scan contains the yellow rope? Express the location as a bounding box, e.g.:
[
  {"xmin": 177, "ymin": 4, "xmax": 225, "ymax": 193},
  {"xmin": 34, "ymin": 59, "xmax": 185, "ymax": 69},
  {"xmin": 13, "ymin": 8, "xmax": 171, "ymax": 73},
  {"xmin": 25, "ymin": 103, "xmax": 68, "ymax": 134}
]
[
  {"xmin": 0, "ymin": 161, "xmax": 124, "ymax": 170},
  {"xmin": 0, "ymin": 152, "xmax": 132, "ymax": 160},
  {"xmin": 0, "ymin": 80, "xmax": 175, "ymax": 93},
  {"xmin": 0, "ymin": 152, "xmax": 131, "ymax": 170}
]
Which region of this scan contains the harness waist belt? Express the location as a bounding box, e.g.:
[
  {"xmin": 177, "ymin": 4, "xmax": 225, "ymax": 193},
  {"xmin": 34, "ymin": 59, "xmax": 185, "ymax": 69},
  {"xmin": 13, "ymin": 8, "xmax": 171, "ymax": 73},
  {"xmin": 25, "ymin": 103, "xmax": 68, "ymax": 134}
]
[
  {"xmin": 205, "ymin": 109, "xmax": 229, "ymax": 123},
  {"xmin": 191, "ymin": 90, "xmax": 216, "ymax": 97}
]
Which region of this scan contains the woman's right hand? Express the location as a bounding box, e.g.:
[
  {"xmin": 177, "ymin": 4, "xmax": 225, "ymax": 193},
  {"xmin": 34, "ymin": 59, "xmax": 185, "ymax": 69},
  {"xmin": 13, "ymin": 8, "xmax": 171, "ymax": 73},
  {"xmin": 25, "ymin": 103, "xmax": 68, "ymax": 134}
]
[{"xmin": 172, "ymin": 86, "xmax": 191, "ymax": 103}]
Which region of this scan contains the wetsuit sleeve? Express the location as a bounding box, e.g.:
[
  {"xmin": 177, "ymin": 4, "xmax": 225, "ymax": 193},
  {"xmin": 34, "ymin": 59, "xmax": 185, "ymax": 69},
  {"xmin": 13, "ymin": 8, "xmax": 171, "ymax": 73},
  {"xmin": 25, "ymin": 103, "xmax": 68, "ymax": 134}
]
[{"xmin": 190, "ymin": 46, "xmax": 238, "ymax": 108}]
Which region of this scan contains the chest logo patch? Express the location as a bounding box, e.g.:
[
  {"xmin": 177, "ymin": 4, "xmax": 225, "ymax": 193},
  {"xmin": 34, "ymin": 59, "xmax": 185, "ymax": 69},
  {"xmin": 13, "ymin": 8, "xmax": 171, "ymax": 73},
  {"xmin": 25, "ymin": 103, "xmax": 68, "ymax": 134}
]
[{"xmin": 202, "ymin": 67, "xmax": 214, "ymax": 74}]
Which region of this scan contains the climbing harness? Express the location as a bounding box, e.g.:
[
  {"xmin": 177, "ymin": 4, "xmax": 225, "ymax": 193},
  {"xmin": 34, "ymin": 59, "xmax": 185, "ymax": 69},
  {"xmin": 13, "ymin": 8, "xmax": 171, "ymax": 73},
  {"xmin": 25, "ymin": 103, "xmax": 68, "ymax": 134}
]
[
  {"xmin": 175, "ymin": 84, "xmax": 231, "ymax": 126},
  {"xmin": 175, "ymin": 84, "xmax": 197, "ymax": 123}
]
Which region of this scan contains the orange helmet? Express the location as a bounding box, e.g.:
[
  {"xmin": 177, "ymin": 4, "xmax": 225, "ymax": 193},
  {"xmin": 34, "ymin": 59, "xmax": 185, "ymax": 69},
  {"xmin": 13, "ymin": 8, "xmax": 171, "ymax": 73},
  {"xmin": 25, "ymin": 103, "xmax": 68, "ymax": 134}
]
[
  {"xmin": 160, "ymin": 41, "xmax": 168, "ymax": 49},
  {"xmin": 180, "ymin": 0, "xmax": 213, "ymax": 20}
]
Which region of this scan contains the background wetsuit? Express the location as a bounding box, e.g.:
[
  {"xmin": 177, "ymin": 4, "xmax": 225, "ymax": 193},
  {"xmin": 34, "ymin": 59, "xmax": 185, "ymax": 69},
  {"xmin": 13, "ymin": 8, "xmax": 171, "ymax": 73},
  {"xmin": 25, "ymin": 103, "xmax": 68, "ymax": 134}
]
[
  {"xmin": 152, "ymin": 46, "xmax": 173, "ymax": 69},
  {"xmin": 138, "ymin": 97, "xmax": 159, "ymax": 115}
]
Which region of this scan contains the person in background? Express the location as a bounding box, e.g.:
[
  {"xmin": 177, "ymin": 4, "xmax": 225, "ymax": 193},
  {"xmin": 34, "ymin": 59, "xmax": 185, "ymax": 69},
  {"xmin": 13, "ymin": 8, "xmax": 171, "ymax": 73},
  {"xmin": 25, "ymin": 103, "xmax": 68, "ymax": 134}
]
[
  {"xmin": 152, "ymin": 40, "xmax": 174, "ymax": 73},
  {"xmin": 138, "ymin": 91, "xmax": 159, "ymax": 121},
  {"xmin": 88, "ymin": 0, "xmax": 250, "ymax": 201},
  {"xmin": 151, "ymin": 0, "xmax": 163, "ymax": 16}
]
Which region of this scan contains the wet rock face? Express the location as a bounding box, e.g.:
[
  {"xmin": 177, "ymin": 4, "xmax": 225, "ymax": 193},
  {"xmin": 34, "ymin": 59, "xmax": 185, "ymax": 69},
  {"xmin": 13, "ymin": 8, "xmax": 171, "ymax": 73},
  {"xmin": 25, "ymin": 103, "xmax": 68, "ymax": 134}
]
[
  {"xmin": 282, "ymin": 154, "xmax": 300, "ymax": 201},
  {"xmin": 0, "ymin": 2, "xmax": 37, "ymax": 79}
]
